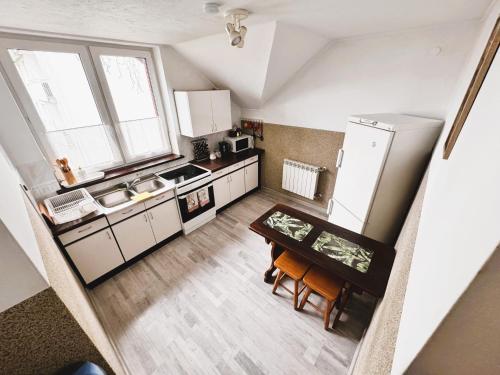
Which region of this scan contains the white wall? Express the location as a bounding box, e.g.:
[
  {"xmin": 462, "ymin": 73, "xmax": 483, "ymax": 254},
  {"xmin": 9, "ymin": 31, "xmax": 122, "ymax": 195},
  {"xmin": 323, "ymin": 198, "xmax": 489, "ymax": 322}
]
[
  {"xmin": 0, "ymin": 145, "xmax": 47, "ymax": 280},
  {"xmin": 0, "ymin": 144, "xmax": 48, "ymax": 312},
  {"xmin": 174, "ymin": 22, "xmax": 277, "ymax": 108},
  {"xmin": 0, "ymin": 221, "xmax": 48, "ymax": 312},
  {"xmin": 242, "ymin": 21, "xmax": 479, "ymax": 131},
  {"xmin": 0, "ymin": 68, "xmax": 56, "ymax": 194},
  {"xmin": 173, "ymin": 22, "xmax": 329, "ymax": 109},
  {"xmin": 158, "ymin": 45, "xmax": 241, "ymax": 161},
  {"xmin": 392, "ymin": 2, "xmax": 500, "ymax": 373}
]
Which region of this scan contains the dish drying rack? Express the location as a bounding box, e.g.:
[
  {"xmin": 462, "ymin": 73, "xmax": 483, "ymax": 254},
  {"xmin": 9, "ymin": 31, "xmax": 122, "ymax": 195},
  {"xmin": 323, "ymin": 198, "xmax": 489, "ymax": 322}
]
[{"xmin": 44, "ymin": 188, "xmax": 98, "ymax": 225}]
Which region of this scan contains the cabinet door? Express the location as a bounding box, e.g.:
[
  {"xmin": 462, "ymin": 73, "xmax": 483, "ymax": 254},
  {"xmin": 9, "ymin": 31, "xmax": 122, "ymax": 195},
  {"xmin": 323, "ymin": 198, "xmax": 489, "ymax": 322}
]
[
  {"xmin": 211, "ymin": 90, "xmax": 232, "ymax": 132},
  {"xmin": 184, "ymin": 91, "xmax": 214, "ymax": 137},
  {"xmin": 244, "ymin": 162, "xmax": 259, "ymax": 192},
  {"xmin": 148, "ymin": 199, "xmax": 182, "ymax": 243},
  {"xmin": 229, "ymin": 168, "xmax": 246, "ymax": 201},
  {"xmin": 112, "ymin": 212, "xmax": 156, "ymax": 261},
  {"xmin": 66, "ymin": 229, "xmax": 124, "ymax": 283},
  {"xmin": 213, "ymin": 175, "xmax": 231, "ymax": 209}
]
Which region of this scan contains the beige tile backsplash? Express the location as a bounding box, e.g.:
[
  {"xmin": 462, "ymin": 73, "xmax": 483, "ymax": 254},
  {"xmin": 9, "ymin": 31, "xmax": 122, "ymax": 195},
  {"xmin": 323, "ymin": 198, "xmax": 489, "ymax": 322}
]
[{"xmin": 255, "ymin": 123, "xmax": 344, "ymax": 208}]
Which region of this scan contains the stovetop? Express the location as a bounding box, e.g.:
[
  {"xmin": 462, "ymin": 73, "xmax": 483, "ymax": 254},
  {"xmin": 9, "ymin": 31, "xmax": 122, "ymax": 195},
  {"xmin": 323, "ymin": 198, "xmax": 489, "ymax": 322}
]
[{"xmin": 158, "ymin": 164, "xmax": 209, "ymax": 185}]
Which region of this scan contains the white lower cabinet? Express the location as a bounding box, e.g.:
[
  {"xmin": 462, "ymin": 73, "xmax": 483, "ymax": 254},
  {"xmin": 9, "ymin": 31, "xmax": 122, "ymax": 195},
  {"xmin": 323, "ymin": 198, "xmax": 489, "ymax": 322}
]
[
  {"xmin": 229, "ymin": 168, "xmax": 246, "ymax": 200},
  {"xmin": 214, "ymin": 175, "xmax": 231, "ymax": 210},
  {"xmin": 244, "ymin": 162, "xmax": 259, "ymax": 192},
  {"xmin": 112, "ymin": 212, "xmax": 156, "ymax": 261},
  {"xmin": 65, "ymin": 228, "xmax": 124, "ymax": 283},
  {"xmin": 213, "ymin": 157, "xmax": 259, "ymax": 210},
  {"xmin": 148, "ymin": 199, "xmax": 182, "ymax": 242}
]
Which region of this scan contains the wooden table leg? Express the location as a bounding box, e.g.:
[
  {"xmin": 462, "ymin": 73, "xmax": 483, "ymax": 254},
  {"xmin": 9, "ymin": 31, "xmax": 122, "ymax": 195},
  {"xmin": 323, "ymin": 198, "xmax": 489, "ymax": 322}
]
[
  {"xmin": 332, "ymin": 285, "xmax": 353, "ymax": 329},
  {"xmin": 264, "ymin": 240, "xmax": 284, "ymax": 284}
]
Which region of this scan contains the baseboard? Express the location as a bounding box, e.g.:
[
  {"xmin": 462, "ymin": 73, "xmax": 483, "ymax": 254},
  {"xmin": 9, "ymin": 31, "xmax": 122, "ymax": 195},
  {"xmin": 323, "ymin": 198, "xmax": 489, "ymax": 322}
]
[{"xmin": 261, "ymin": 187, "xmax": 328, "ymax": 218}]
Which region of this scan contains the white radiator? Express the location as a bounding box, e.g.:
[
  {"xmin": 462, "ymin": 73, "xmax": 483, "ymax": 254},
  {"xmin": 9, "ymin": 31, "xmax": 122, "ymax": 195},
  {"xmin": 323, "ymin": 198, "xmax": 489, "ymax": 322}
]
[{"xmin": 282, "ymin": 159, "xmax": 324, "ymax": 200}]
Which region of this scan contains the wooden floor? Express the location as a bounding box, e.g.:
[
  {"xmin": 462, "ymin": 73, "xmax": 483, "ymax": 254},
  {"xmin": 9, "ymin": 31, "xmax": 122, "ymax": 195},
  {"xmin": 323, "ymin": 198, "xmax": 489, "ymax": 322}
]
[{"xmin": 90, "ymin": 191, "xmax": 375, "ymax": 375}]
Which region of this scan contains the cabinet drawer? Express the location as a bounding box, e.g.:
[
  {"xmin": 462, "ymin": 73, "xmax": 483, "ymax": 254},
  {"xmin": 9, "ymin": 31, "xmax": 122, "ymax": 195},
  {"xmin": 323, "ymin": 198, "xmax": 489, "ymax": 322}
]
[
  {"xmin": 59, "ymin": 217, "xmax": 108, "ymax": 245},
  {"xmin": 145, "ymin": 189, "xmax": 175, "ymax": 209},
  {"xmin": 212, "ymin": 167, "xmax": 230, "ymax": 179},
  {"xmin": 244, "ymin": 155, "xmax": 259, "ymax": 165},
  {"xmin": 229, "ymin": 161, "xmax": 245, "ymax": 172},
  {"xmin": 107, "ymin": 202, "xmax": 146, "ymax": 225}
]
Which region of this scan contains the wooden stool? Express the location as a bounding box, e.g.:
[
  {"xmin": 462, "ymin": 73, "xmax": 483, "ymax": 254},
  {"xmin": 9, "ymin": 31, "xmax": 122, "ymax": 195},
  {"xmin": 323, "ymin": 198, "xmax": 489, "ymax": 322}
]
[
  {"xmin": 298, "ymin": 265, "xmax": 344, "ymax": 330},
  {"xmin": 272, "ymin": 250, "xmax": 311, "ymax": 309}
]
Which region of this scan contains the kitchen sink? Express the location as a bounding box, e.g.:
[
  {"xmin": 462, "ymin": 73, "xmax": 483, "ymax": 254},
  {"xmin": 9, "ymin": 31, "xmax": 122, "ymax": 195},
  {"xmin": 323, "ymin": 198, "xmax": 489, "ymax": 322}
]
[
  {"xmin": 131, "ymin": 177, "xmax": 166, "ymax": 194},
  {"xmin": 95, "ymin": 188, "xmax": 134, "ymax": 208}
]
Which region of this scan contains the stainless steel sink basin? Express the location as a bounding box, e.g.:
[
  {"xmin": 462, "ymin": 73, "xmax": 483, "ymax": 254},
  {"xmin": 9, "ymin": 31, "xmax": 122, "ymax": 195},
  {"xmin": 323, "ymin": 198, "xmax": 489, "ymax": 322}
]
[
  {"xmin": 131, "ymin": 178, "xmax": 166, "ymax": 194},
  {"xmin": 95, "ymin": 188, "xmax": 134, "ymax": 208}
]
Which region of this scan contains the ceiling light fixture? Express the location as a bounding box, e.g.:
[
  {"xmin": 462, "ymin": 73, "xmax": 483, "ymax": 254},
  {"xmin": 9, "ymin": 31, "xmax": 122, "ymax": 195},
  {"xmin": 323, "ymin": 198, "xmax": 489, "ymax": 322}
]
[{"xmin": 224, "ymin": 8, "xmax": 249, "ymax": 48}]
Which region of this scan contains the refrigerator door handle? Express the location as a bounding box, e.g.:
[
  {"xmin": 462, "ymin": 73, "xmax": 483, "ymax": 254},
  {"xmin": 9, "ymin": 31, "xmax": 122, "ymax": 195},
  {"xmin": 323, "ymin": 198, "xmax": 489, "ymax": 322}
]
[
  {"xmin": 336, "ymin": 149, "xmax": 344, "ymax": 168},
  {"xmin": 359, "ymin": 118, "xmax": 378, "ymax": 126},
  {"xmin": 327, "ymin": 199, "xmax": 334, "ymax": 215}
]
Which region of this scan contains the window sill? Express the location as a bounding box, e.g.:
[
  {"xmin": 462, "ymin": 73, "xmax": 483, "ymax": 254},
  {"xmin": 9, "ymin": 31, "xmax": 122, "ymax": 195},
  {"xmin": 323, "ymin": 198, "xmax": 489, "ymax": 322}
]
[{"xmin": 57, "ymin": 153, "xmax": 184, "ymax": 193}]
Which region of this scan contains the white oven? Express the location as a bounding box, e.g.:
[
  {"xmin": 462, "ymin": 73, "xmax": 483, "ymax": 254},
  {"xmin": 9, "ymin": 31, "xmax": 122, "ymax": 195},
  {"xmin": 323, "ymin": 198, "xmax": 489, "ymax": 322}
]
[{"xmin": 157, "ymin": 164, "xmax": 215, "ymax": 234}]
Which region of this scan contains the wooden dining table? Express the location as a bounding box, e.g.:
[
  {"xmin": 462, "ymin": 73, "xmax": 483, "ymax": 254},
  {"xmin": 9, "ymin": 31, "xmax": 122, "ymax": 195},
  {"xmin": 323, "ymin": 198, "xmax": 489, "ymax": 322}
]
[{"xmin": 249, "ymin": 204, "xmax": 396, "ymax": 298}]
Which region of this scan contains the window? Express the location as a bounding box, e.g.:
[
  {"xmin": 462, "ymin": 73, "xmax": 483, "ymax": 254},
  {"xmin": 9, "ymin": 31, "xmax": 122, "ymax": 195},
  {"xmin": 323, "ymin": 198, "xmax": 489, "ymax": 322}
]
[
  {"xmin": 90, "ymin": 48, "xmax": 170, "ymax": 161},
  {"xmin": 0, "ymin": 39, "xmax": 171, "ymax": 171}
]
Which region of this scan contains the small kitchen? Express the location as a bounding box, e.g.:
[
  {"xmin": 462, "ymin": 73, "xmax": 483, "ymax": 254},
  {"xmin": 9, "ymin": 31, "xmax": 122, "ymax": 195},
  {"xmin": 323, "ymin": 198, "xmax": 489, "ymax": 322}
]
[
  {"xmin": 0, "ymin": 39, "xmax": 444, "ymax": 374},
  {"xmin": 1, "ymin": 2, "xmax": 496, "ymax": 374},
  {"xmin": 37, "ymin": 88, "xmax": 263, "ymax": 287}
]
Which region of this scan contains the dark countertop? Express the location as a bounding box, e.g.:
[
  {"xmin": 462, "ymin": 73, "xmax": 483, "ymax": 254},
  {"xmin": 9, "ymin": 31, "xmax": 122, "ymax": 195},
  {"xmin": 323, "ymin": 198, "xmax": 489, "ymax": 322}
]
[
  {"xmin": 47, "ymin": 154, "xmax": 184, "ymax": 235},
  {"xmin": 191, "ymin": 148, "xmax": 264, "ymax": 172},
  {"xmin": 46, "ymin": 149, "xmax": 263, "ymax": 237},
  {"xmin": 50, "ymin": 211, "xmax": 106, "ymax": 236},
  {"xmin": 58, "ymin": 153, "xmax": 184, "ymax": 193}
]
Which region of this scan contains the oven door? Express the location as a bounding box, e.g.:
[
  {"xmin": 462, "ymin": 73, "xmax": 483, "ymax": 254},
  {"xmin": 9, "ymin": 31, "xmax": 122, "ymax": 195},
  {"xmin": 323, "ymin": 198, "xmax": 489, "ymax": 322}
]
[{"xmin": 176, "ymin": 181, "xmax": 215, "ymax": 223}]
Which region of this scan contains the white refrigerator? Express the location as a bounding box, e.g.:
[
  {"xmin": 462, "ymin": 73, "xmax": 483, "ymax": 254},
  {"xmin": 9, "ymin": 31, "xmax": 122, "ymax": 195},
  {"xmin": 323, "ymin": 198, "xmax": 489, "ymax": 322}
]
[{"xmin": 327, "ymin": 114, "xmax": 443, "ymax": 245}]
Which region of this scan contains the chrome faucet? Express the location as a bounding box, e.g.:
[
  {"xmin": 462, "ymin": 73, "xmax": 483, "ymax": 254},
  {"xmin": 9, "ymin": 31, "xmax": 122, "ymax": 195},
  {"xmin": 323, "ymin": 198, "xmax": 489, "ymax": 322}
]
[{"xmin": 124, "ymin": 178, "xmax": 141, "ymax": 190}]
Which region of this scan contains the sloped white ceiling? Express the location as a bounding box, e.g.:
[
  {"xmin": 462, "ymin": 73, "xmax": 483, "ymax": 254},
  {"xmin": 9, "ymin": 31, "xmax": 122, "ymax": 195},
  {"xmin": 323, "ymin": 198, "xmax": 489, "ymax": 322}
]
[
  {"xmin": 174, "ymin": 22, "xmax": 276, "ymax": 108},
  {"xmin": 0, "ymin": 0, "xmax": 492, "ymax": 44},
  {"xmin": 261, "ymin": 23, "xmax": 329, "ymax": 104},
  {"xmin": 173, "ymin": 22, "xmax": 328, "ymax": 108}
]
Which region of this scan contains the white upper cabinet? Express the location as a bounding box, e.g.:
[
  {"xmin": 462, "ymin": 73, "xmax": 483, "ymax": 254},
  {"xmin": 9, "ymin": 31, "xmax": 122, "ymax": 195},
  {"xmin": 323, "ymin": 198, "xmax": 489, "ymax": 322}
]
[
  {"xmin": 175, "ymin": 90, "xmax": 232, "ymax": 137},
  {"xmin": 210, "ymin": 90, "xmax": 232, "ymax": 133}
]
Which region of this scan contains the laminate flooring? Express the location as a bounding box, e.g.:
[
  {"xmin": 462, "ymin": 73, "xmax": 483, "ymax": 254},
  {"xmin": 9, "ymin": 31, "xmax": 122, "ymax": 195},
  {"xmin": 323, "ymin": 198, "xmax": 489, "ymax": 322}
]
[{"xmin": 90, "ymin": 191, "xmax": 375, "ymax": 375}]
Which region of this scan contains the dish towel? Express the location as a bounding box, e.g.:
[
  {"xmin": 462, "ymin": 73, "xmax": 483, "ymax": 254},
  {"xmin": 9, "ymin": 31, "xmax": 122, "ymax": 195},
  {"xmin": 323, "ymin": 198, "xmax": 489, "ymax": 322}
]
[
  {"xmin": 186, "ymin": 191, "xmax": 200, "ymax": 212},
  {"xmin": 197, "ymin": 187, "xmax": 210, "ymax": 207}
]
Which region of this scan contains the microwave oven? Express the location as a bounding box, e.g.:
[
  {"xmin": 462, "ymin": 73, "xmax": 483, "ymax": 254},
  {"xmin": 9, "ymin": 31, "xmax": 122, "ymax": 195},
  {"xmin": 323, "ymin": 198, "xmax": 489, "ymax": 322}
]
[{"xmin": 223, "ymin": 135, "xmax": 254, "ymax": 153}]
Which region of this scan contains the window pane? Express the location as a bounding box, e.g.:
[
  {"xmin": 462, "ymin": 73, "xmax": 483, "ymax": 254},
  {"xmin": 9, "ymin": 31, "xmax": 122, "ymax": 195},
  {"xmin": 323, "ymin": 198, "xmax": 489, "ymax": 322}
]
[
  {"xmin": 8, "ymin": 49, "xmax": 102, "ymax": 131},
  {"xmin": 8, "ymin": 48, "xmax": 122, "ymax": 170},
  {"xmin": 100, "ymin": 55, "xmax": 157, "ymax": 122},
  {"xmin": 47, "ymin": 126, "xmax": 119, "ymax": 170},
  {"xmin": 119, "ymin": 118, "xmax": 168, "ymax": 158}
]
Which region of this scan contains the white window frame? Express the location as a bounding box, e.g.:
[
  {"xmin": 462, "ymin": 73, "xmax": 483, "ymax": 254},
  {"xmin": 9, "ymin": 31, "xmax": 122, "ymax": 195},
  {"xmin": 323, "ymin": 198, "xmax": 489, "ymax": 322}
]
[
  {"xmin": 89, "ymin": 46, "xmax": 171, "ymax": 162},
  {"xmin": 0, "ymin": 37, "xmax": 172, "ymax": 171}
]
